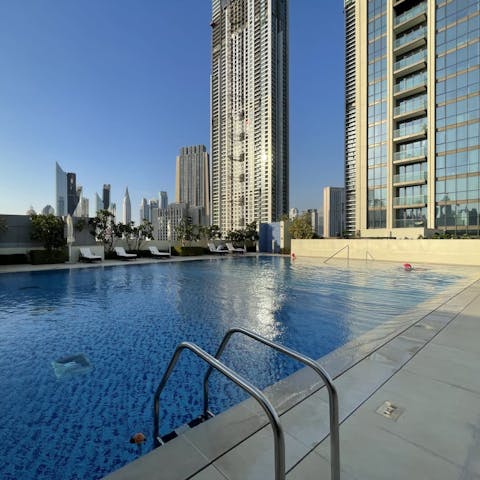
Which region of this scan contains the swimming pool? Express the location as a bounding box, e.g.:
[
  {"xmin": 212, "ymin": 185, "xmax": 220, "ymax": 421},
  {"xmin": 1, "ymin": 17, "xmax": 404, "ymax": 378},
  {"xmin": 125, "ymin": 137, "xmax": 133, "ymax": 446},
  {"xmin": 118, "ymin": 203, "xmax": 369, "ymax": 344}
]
[{"xmin": 0, "ymin": 256, "xmax": 464, "ymax": 479}]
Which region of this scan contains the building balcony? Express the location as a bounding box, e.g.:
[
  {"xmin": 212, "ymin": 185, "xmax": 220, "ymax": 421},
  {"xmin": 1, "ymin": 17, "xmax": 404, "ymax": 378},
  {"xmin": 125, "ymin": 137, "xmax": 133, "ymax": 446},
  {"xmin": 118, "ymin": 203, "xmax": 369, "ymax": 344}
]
[
  {"xmin": 393, "ymin": 50, "xmax": 427, "ymax": 77},
  {"xmin": 393, "ymin": 147, "xmax": 427, "ymax": 165},
  {"xmin": 393, "ymin": 171, "xmax": 427, "ymax": 186},
  {"xmin": 394, "ymin": 26, "xmax": 427, "ymax": 55},
  {"xmin": 394, "ymin": 3, "xmax": 427, "ymax": 35},
  {"xmin": 393, "ymin": 73, "xmax": 427, "ymax": 99},
  {"xmin": 394, "ymin": 98, "xmax": 427, "ymax": 121},
  {"xmin": 393, "ymin": 195, "xmax": 428, "ymax": 207},
  {"xmin": 394, "ymin": 218, "xmax": 426, "ymax": 228},
  {"xmin": 393, "ymin": 123, "xmax": 427, "ymax": 143}
]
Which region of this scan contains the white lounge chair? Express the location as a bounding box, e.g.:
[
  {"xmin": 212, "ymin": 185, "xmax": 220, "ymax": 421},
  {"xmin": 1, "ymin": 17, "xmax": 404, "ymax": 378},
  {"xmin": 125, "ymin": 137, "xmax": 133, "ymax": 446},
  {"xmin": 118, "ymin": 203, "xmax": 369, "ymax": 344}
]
[
  {"xmin": 114, "ymin": 247, "xmax": 137, "ymax": 260},
  {"xmin": 148, "ymin": 246, "xmax": 170, "ymax": 258},
  {"xmin": 226, "ymin": 242, "xmax": 246, "ymax": 254},
  {"xmin": 79, "ymin": 247, "xmax": 102, "ymax": 262},
  {"xmin": 208, "ymin": 242, "xmax": 228, "ymax": 254}
]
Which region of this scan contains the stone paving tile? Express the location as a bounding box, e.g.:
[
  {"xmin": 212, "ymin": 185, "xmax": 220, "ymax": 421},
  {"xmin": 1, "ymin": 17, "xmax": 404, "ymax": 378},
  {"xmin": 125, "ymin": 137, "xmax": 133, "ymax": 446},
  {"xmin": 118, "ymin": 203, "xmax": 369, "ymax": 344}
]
[
  {"xmin": 189, "ymin": 465, "xmax": 228, "ymax": 480},
  {"xmin": 104, "ymin": 435, "xmax": 208, "ymax": 480},
  {"xmin": 213, "ymin": 428, "xmax": 308, "ymax": 480},
  {"xmin": 315, "ymin": 413, "xmax": 468, "ymax": 480},
  {"xmin": 286, "ymin": 448, "xmax": 359, "ymax": 480}
]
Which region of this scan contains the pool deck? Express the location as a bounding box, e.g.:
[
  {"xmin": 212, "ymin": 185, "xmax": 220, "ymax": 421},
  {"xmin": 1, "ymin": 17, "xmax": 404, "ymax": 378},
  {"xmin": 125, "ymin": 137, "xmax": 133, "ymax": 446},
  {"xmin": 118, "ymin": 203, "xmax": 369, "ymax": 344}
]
[{"xmin": 3, "ymin": 257, "xmax": 480, "ymax": 479}]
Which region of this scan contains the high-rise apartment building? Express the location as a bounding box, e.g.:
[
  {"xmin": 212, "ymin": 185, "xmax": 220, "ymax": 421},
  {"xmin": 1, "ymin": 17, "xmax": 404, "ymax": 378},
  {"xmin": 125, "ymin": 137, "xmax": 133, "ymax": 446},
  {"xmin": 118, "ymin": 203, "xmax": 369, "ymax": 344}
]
[
  {"xmin": 345, "ymin": 0, "xmax": 479, "ymax": 238},
  {"xmin": 211, "ymin": 0, "xmax": 289, "ymax": 234},
  {"xmin": 176, "ymin": 145, "xmax": 210, "ymax": 224},
  {"xmin": 122, "ymin": 187, "xmax": 131, "ymax": 224},
  {"xmin": 323, "ymin": 187, "xmax": 345, "ymax": 238}
]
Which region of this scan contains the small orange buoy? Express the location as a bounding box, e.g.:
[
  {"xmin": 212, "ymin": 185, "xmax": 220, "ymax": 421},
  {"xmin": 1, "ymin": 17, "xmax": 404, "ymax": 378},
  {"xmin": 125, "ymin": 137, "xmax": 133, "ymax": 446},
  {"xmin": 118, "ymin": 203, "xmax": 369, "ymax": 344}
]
[
  {"xmin": 130, "ymin": 432, "xmax": 146, "ymax": 444},
  {"xmin": 403, "ymin": 263, "xmax": 412, "ymax": 271},
  {"xmin": 291, "ymin": 252, "xmax": 296, "ymax": 260}
]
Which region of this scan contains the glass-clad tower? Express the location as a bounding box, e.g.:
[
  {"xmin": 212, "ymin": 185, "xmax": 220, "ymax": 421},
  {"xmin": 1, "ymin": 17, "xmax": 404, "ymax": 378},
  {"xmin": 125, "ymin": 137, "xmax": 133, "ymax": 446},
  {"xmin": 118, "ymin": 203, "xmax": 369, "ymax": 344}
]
[
  {"xmin": 345, "ymin": 0, "xmax": 479, "ymax": 237},
  {"xmin": 211, "ymin": 0, "xmax": 289, "ymax": 234}
]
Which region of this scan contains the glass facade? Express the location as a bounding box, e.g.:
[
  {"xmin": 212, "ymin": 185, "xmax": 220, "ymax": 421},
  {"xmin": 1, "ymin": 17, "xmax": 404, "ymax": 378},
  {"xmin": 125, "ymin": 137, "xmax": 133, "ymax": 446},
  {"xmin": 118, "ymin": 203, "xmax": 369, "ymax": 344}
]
[
  {"xmin": 367, "ymin": 0, "xmax": 387, "ymax": 228},
  {"xmin": 435, "ymin": 0, "xmax": 480, "ymax": 232},
  {"xmin": 393, "ymin": 0, "xmax": 428, "ymax": 230},
  {"xmin": 346, "ymin": 0, "xmax": 479, "ymax": 235}
]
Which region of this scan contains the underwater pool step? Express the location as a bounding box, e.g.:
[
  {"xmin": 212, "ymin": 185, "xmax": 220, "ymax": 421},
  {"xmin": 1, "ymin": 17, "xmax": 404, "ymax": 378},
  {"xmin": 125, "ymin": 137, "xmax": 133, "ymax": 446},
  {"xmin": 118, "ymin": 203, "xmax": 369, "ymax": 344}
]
[{"xmin": 156, "ymin": 411, "xmax": 215, "ymax": 446}]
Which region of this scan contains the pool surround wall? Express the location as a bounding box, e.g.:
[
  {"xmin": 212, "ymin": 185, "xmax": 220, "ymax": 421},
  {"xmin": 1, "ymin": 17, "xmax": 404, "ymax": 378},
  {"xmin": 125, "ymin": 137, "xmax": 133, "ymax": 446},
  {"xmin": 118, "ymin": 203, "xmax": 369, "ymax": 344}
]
[{"xmin": 291, "ymin": 238, "xmax": 480, "ymax": 266}]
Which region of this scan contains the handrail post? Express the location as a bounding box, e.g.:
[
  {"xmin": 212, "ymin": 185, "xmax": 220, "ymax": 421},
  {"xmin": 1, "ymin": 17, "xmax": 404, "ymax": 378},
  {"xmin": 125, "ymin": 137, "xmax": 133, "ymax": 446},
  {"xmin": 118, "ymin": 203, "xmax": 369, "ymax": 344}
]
[
  {"xmin": 323, "ymin": 244, "xmax": 349, "ymax": 264},
  {"xmin": 203, "ymin": 328, "xmax": 341, "ymax": 480},
  {"xmin": 154, "ymin": 342, "xmax": 286, "ymax": 480}
]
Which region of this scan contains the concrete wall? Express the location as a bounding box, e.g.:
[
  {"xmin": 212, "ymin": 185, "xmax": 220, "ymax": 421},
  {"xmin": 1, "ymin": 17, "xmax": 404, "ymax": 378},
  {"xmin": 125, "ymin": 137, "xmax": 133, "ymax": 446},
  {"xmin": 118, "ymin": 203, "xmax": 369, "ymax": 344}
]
[
  {"xmin": 0, "ymin": 215, "xmax": 43, "ymax": 248},
  {"xmin": 0, "ymin": 214, "xmax": 96, "ymax": 250},
  {"xmin": 291, "ymin": 238, "xmax": 480, "ymax": 266}
]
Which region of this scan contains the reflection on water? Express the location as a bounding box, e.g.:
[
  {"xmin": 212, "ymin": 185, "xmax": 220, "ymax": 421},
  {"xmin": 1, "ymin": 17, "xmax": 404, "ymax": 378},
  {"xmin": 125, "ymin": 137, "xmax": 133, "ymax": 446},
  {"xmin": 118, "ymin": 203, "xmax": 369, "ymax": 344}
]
[{"xmin": 0, "ymin": 257, "xmax": 465, "ymax": 480}]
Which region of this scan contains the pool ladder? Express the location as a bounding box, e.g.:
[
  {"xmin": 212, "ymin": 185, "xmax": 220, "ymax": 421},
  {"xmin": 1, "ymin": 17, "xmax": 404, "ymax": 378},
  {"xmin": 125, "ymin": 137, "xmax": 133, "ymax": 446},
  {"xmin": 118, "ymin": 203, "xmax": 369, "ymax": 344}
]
[{"xmin": 153, "ymin": 327, "xmax": 340, "ymax": 480}]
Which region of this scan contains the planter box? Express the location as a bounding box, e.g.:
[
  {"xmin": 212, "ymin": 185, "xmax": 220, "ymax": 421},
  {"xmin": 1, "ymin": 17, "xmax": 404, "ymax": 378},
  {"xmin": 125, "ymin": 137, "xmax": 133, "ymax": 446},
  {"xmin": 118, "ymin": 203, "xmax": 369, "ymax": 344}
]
[
  {"xmin": 29, "ymin": 249, "xmax": 68, "ymax": 265},
  {"xmin": 172, "ymin": 246, "xmax": 207, "ymax": 256}
]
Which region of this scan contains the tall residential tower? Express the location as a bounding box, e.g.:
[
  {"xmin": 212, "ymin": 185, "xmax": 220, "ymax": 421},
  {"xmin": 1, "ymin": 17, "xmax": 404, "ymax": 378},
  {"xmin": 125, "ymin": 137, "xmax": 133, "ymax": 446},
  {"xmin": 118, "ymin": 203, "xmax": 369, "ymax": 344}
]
[
  {"xmin": 175, "ymin": 145, "xmax": 210, "ymax": 224},
  {"xmin": 211, "ymin": 0, "xmax": 289, "ymax": 234},
  {"xmin": 345, "ymin": 0, "xmax": 479, "ymax": 237}
]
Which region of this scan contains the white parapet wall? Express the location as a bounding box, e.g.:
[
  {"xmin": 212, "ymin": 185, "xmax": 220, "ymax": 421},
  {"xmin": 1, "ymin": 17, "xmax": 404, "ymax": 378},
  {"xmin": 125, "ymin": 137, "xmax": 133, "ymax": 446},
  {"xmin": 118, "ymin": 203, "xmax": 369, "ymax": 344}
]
[{"xmin": 291, "ymin": 239, "xmax": 480, "ymax": 266}]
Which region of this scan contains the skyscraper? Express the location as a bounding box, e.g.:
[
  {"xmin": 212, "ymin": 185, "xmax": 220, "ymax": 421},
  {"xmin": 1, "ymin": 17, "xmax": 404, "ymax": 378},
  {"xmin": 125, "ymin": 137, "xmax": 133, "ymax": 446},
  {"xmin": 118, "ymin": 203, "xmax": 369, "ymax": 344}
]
[
  {"xmin": 66, "ymin": 173, "xmax": 79, "ymax": 216},
  {"xmin": 55, "ymin": 162, "xmax": 67, "ymax": 217},
  {"xmin": 176, "ymin": 145, "xmax": 210, "ymax": 224},
  {"xmin": 73, "ymin": 186, "xmax": 89, "ymax": 218},
  {"xmin": 102, "ymin": 184, "xmax": 111, "ymax": 211},
  {"xmin": 211, "ymin": 0, "xmax": 289, "ymax": 234},
  {"xmin": 95, "ymin": 193, "xmax": 103, "ymax": 215},
  {"xmin": 122, "ymin": 187, "xmax": 131, "ymax": 224},
  {"xmin": 55, "ymin": 162, "xmax": 79, "ymax": 217},
  {"xmin": 159, "ymin": 191, "xmax": 168, "ymax": 210},
  {"xmin": 139, "ymin": 198, "xmax": 149, "ymax": 222},
  {"xmin": 345, "ymin": 0, "xmax": 479, "ymax": 238},
  {"xmin": 323, "ymin": 187, "xmax": 345, "ymax": 238}
]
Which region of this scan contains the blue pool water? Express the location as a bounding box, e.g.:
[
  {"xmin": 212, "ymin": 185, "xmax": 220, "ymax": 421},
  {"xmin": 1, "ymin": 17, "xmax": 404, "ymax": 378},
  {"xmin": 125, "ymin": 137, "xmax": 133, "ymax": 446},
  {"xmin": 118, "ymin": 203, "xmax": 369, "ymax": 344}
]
[{"xmin": 0, "ymin": 256, "xmax": 462, "ymax": 479}]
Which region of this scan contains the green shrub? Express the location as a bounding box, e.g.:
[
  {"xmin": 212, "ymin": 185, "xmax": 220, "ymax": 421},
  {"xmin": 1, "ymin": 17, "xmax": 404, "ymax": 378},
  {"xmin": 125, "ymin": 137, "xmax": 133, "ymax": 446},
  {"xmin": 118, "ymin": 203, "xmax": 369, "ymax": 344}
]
[{"xmin": 29, "ymin": 249, "xmax": 68, "ymax": 265}]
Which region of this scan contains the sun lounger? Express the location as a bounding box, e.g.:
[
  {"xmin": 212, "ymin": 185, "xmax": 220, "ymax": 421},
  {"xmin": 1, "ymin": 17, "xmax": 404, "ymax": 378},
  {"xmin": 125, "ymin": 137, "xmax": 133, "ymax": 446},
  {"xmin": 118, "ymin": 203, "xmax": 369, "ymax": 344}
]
[
  {"xmin": 148, "ymin": 246, "xmax": 171, "ymax": 258},
  {"xmin": 226, "ymin": 242, "xmax": 246, "ymax": 254},
  {"xmin": 79, "ymin": 247, "xmax": 102, "ymax": 262},
  {"xmin": 114, "ymin": 247, "xmax": 137, "ymax": 260},
  {"xmin": 208, "ymin": 242, "xmax": 228, "ymax": 254}
]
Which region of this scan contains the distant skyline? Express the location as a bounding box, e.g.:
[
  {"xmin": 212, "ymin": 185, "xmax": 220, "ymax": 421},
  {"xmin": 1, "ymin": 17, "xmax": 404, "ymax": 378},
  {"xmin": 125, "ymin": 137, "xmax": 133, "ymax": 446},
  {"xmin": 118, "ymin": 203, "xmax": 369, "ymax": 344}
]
[{"xmin": 0, "ymin": 1, "xmax": 345, "ymax": 221}]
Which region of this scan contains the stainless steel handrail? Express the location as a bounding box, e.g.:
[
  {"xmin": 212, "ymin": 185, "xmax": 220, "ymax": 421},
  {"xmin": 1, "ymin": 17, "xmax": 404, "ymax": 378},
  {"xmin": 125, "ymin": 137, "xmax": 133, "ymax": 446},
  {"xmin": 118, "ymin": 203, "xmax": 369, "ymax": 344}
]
[
  {"xmin": 203, "ymin": 328, "xmax": 340, "ymax": 480},
  {"xmin": 324, "ymin": 244, "xmax": 349, "ymax": 264},
  {"xmin": 153, "ymin": 341, "xmax": 286, "ymax": 480}
]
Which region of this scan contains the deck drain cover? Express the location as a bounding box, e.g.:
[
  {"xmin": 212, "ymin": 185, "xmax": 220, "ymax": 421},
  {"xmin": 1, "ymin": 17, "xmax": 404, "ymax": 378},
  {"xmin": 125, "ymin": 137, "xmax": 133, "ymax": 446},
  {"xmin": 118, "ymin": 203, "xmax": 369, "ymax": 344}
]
[
  {"xmin": 52, "ymin": 353, "xmax": 93, "ymax": 379},
  {"xmin": 376, "ymin": 401, "xmax": 404, "ymax": 421}
]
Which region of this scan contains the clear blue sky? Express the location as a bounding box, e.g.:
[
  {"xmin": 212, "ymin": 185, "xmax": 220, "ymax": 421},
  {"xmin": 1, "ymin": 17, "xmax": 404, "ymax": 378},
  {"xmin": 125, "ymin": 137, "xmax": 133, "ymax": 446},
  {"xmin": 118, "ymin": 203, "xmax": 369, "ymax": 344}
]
[{"xmin": 0, "ymin": 1, "xmax": 345, "ymax": 221}]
